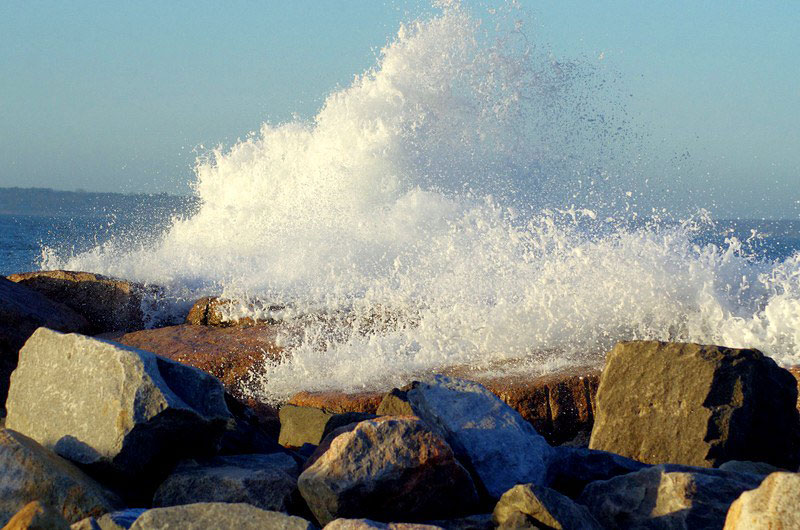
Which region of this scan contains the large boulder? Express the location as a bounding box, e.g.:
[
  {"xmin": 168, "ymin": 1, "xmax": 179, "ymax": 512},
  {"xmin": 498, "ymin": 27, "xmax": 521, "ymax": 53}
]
[
  {"xmin": 6, "ymin": 270, "xmax": 158, "ymax": 333},
  {"xmin": 152, "ymin": 453, "xmax": 299, "ymax": 512},
  {"xmin": 4, "ymin": 329, "xmax": 233, "ymax": 504},
  {"xmin": 723, "ymin": 471, "xmax": 800, "ymax": 529},
  {"xmin": 0, "ymin": 429, "xmax": 121, "ymax": 527},
  {"xmin": 0, "ymin": 278, "xmax": 89, "ymax": 413},
  {"xmin": 579, "ymin": 464, "xmax": 763, "ymax": 529},
  {"xmin": 405, "ymin": 376, "xmax": 554, "ymax": 498},
  {"xmin": 297, "ymin": 417, "xmax": 478, "ymax": 526},
  {"xmin": 589, "ymin": 341, "xmax": 800, "ymax": 468},
  {"xmin": 278, "ymin": 405, "xmax": 375, "ymax": 448},
  {"xmin": 492, "ymin": 483, "xmax": 602, "ymax": 530},
  {"xmin": 128, "ymin": 503, "xmax": 315, "ymax": 530}
]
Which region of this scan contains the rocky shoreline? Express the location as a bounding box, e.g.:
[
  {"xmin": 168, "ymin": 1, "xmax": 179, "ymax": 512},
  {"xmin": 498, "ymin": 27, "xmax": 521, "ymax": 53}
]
[{"xmin": 1, "ymin": 270, "xmax": 799, "ymax": 529}]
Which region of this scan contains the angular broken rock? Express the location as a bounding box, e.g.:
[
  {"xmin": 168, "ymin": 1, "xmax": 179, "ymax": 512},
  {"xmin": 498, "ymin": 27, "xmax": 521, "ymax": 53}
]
[
  {"xmin": 0, "ymin": 277, "xmax": 89, "ymax": 413},
  {"xmin": 298, "ymin": 417, "xmax": 478, "ymax": 526},
  {"xmin": 579, "ymin": 464, "xmax": 763, "ymax": 529},
  {"xmin": 70, "ymin": 509, "xmax": 146, "ymax": 530},
  {"xmin": 589, "ymin": 341, "xmax": 800, "ymax": 469},
  {"xmin": 5, "ymin": 329, "xmax": 233, "ymax": 502},
  {"xmin": 7, "ymin": 270, "xmax": 159, "ymax": 333},
  {"xmin": 405, "ymin": 375, "xmax": 554, "ymax": 498},
  {"xmin": 723, "ymin": 472, "xmax": 800, "ymax": 529},
  {"xmin": 492, "ymin": 483, "xmax": 602, "ymax": 530},
  {"xmin": 0, "ymin": 429, "xmax": 121, "ymax": 527},
  {"xmin": 278, "ymin": 405, "xmax": 375, "ymax": 448},
  {"xmin": 152, "ymin": 453, "xmax": 299, "ymax": 512},
  {"xmin": 128, "ymin": 503, "xmax": 315, "ymax": 530}
]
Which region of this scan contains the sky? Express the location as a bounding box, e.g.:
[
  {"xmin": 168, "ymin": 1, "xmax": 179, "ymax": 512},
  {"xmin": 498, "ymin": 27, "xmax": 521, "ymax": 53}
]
[{"xmin": 1, "ymin": 1, "xmax": 798, "ymax": 218}]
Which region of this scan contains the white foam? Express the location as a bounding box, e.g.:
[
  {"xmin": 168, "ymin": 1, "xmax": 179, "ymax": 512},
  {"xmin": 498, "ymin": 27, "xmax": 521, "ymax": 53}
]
[{"xmin": 48, "ymin": 2, "xmax": 800, "ymax": 401}]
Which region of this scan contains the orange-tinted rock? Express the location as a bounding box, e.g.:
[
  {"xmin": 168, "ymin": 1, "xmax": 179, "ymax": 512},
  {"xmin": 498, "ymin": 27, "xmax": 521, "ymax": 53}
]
[
  {"xmin": 288, "ymin": 391, "xmax": 384, "ymax": 415},
  {"xmin": 286, "ymin": 367, "xmax": 601, "ymax": 446},
  {"xmin": 6, "ymin": 270, "xmax": 156, "ymax": 333},
  {"xmin": 115, "ymin": 324, "xmax": 283, "ymax": 399}
]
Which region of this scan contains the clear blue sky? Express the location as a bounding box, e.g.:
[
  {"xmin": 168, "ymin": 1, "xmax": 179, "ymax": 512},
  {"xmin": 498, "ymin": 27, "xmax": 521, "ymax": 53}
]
[{"xmin": 1, "ymin": 1, "xmax": 798, "ymax": 218}]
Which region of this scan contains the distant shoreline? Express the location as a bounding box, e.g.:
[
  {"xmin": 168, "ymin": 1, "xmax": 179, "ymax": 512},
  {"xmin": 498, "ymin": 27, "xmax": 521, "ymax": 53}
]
[{"xmin": 0, "ymin": 186, "xmax": 198, "ymax": 217}]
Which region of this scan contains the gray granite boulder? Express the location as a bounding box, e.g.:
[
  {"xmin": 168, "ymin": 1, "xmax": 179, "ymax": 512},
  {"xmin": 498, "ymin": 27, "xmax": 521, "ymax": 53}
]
[
  {"xmin": 723, "ymin": 472, "xmax": 800, "ymax": 529},
  {"xmin": 589, "ymin": 341, "xmax": 800, "ymax": 469},
  {"xmin": 493, "ymin": 483, "xmax": 602, "ymax": 530},
  {"xmin": 5, "ymin": 329, "xmax": 233, "ymax": 503},
  {"xmin": 405, "ymin": 375, "xmax": 553, "ymax": 498},
  {"xmin": 152, "ymin": 453, "xmax": 299, "ymax": 511},
  {"xmin": 279, "ymin": 405, "xmax": 375, "ymax": 448},
  {"xmin": 0, "ymin": 429, "xmax": 121, "ymax": 527},
  {"xmin": 579, "ymin": 464, "xmax": 764, "ymax": 529},
  {"xmin": 0, "ymin": 277, "xmax": 89, "ymax": 413},
  {"xmin": 128, "ymin": 503, "xmax": 315, "ymax": 530},
  {"xmin": 298, "ymin": 417, "xmax": 478, "ymax": 526}
]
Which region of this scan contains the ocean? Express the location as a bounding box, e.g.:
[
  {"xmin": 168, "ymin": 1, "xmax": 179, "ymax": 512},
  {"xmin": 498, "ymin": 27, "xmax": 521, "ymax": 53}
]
[{"xmin": 3, "ymin": 4, "xmax": 798, "ymax": 401}]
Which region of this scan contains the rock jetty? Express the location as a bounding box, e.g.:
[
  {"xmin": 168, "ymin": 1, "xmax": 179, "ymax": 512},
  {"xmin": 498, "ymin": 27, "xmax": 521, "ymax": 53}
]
[{"xmin": 1, "ymin": 270, "xmax": 800, "ymax": 529}]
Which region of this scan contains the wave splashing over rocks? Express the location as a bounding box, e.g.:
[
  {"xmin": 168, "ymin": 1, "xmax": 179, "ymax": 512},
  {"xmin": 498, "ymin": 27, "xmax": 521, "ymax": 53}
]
[{"xmin": 49, "ymin": 2, "xmax": 800, "ymax": 401}]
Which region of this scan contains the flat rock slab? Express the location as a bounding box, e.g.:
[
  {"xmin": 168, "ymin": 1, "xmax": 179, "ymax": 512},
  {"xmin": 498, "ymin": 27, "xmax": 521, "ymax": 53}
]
[
  {"xmin": 153, "ymin": 453, "xmax": 299, "ymax": 512},
  {"xmin": 115, "ymin": 324, "xmax": 282, "ymax": 400},
  {"xmin": 589, "ymin": 341, "xmax": 800, "ymax": 469},
  {"xmin": 298, "ymin": 417, "xmax": 477, "ymax": 526},
  {"xmin": 579, "ymin": 464, "xmax": 764, "ymax": 529},
  {"xmin": 405, "ymin": 376, "xmax": 554, "ymax": 499},
  {"xmin": 128, "ymin": 503, "xmax": 315, "ymax": 530},
  {"xmin": 724, "ymin": 472, "xmax": 800, "ymax": 529},
  {"xmin": 5, "ymin": 329, "xmax": 233, "ymax": 503},
  {"xmin": 7, "ymin": 270, "xmax": 156, "ymax": 333},
  {"xmin": 0, "ymin": 429, "xmax": 121, "ymax": 527},
  {"xmin": 0, "ymin": 277, "xmax": 89, "ymax": 412}
]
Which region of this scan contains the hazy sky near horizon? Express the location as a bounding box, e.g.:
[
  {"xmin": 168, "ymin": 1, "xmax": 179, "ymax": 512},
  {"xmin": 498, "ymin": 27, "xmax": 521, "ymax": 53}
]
[{"xmin": 1, "ymin": 1, "xmax": 798, "ymax": 218}]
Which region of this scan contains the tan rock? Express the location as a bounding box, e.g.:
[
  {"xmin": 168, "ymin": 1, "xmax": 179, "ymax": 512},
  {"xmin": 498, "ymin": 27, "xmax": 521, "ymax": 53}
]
[
  {"xmin": 6, "ymin": 271, "xmax": 156, "ymax": 333},
  {"xmin": 724, "ymin": 472, "xmax": 800, "ymax": 529},
  {"xmin": 185, "ymin": 297, "xmax": 285, "ymax": 327},
  {"xmin": 493, "ymin": 483, "xmax": 602, "ymax": 530},
  {"xmin": 589, "ymin": 341, "xmax": 800, "ymax": 468},
  {"xmin": 0, "ymin": 429, "xmax": 121, "ymax": 526},
  {"xmin": 298, "ymin": 417, "xmax": 478, "ymax": 526}
]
